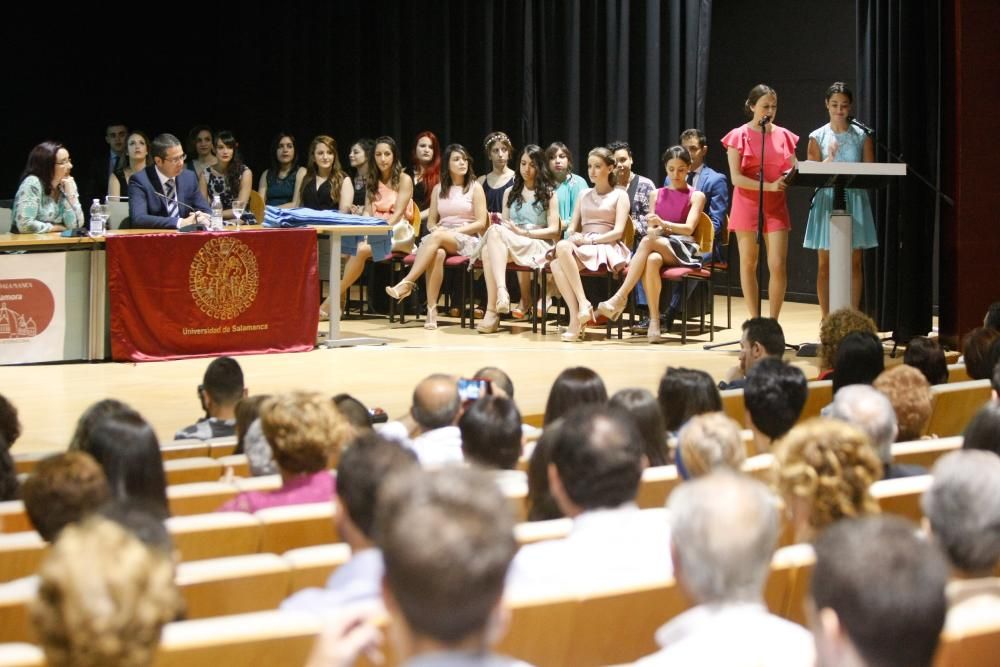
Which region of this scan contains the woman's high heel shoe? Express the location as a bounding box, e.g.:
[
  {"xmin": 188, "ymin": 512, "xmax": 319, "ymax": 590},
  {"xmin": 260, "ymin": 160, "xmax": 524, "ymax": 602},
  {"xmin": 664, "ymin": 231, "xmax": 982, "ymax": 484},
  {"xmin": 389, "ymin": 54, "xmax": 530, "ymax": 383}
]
[
  {"xmin": 386, "ymin": 280, "xmax": 416, "ymax": 301},
  {"xmin": 596, "ymin": 297, "xmax": 626, "ymax": 322},
  {"xmin": 496, "ymin": 288, "xmax": 511, "ymax": 315},
  {"xmin": 578, "ymin": 302, "xmax": 595, "ymax": 326},
  {"xmin": 476, "ymin": 312, "xmax": 500, "ymax": 334},
  {"xmin": 560, "ymin": 328, "xmax": 585, "ymax": 342}
]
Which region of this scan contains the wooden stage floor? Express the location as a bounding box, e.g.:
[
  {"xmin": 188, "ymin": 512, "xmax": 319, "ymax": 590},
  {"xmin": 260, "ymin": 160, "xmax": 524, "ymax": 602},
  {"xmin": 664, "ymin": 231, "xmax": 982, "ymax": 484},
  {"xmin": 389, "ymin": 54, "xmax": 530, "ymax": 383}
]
[{"xmin": 4, "ymin": 296, "xmax": 854, "ymax": 455}]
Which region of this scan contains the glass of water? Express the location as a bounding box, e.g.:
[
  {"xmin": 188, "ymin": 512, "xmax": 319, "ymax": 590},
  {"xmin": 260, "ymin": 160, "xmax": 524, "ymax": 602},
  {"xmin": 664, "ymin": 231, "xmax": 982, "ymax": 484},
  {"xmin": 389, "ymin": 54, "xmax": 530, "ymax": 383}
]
[{"xmin": 230, "ymin": 200, "xmax": 245, "ymax": 230}]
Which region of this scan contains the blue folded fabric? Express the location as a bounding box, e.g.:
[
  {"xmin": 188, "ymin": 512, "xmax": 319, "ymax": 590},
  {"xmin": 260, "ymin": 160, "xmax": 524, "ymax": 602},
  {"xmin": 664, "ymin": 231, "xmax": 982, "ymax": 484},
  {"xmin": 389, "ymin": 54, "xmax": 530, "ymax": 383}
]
[{"xmin": 263, "ymin": 206, "xmax": 389, "ymax": 228}]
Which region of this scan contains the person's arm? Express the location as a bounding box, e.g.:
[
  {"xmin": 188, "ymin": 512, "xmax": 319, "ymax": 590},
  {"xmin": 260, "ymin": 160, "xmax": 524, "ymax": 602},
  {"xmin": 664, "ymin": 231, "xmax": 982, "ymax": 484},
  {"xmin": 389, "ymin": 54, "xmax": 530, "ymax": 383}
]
[
  {"xmin": 807, "ymin": 137, "xmax": 822, "ymax": 162},
  {"xmin": 426, "ymin": 185, "xmax": 441, "ymax": 231},
  {"xmin": 665, "ymin": 191, "xmax": 707, "ymax": 236},
  {"xmin": 127, "ymin": 175, "xmax": 178, "ymax": 229},
  {"xmin": 338, "ymin": 177, "xmax": 354, "ymax": 214},
  {"xmin": 285, "ymin": 167, "xmax": 306, "ymax": 208},
  {"xmin": 385, "ymin": 172, "xmax": 414, "ymax": 226},
  {"xmin": 583, "ymin": 190, "xmax": 629, "ymax": 245},
  {"xmin": 645, "ymin": 188, "xmax": 662, "ymax": 237},
  {"xmin": 108, "ymin": 173, "xmax": 120, "ymax": 198},
  {"xmin": 565, "ymin": 191, "xmax": 584, "ymax": 242},
  {"xmin": 725, "ymin": 145, "xmax": 787, "ymax": 193},
  {"xmin": 863, "ymin": 135, "xmax": 875, "ymax": 163},
  {"xmin": 198, "ymin": 171, "xmax": 209, "ymax": 200},
  {"xmin": 258, "ymin": 169, "xmax": 269, "ymax": 203}
]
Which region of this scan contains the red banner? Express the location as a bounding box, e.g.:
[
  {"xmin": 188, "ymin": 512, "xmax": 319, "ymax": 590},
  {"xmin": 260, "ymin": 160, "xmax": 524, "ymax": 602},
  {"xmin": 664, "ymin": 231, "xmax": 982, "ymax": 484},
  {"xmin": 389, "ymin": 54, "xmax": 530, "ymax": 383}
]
[{"xmin": 108, "ymin": 229, "xmax": 319, "ymax": 361}]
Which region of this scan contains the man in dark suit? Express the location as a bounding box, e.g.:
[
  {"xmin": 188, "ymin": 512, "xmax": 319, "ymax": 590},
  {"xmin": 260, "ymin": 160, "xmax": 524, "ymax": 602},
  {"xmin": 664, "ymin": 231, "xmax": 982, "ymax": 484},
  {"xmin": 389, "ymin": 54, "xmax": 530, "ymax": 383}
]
[
  {"xmin": 86, "ymin": 122, "xmax": 128, "ymax": 202},
  {"xmin": 128, "ymin": 133, "xmax": 210, "ymax": 229}
]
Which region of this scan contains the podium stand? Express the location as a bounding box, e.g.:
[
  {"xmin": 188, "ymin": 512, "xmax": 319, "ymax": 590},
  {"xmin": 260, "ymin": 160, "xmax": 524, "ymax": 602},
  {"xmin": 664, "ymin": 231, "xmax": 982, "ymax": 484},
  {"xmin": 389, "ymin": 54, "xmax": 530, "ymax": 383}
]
[{"xmin": 787, "ymin": 161, "xmax": 906, "ymax": 311}]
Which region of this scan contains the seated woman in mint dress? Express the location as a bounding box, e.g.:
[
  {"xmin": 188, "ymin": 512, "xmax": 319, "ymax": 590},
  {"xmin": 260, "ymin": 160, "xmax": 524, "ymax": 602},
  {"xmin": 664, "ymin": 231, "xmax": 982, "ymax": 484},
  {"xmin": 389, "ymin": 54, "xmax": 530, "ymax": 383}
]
[
  {"xmin": 803, "ymin": 81, "xmax": 878, "ymax": 317},
  {"xmin": 13, "ymin": 141, "xmax": 84, "ymax": 233}
]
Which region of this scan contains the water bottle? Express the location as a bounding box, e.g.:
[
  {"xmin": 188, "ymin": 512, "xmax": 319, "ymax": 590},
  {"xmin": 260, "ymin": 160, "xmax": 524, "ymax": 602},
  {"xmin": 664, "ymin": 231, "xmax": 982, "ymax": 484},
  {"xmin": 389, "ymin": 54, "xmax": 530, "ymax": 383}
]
[
  {"xmin": 210, "ymin": 195, "xmax": 223, "ymax": 231},
  {"xmin": 89, "ymin": 199, "xmax": 105, "ymax": 237}
]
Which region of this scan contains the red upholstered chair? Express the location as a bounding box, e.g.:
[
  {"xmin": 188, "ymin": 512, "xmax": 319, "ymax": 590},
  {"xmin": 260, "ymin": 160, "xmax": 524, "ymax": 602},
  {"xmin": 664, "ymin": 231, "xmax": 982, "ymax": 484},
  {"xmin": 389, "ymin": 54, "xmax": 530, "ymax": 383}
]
[{"xmin": 392, "ymin": 253, "xmax": 473, "ymax": 328}]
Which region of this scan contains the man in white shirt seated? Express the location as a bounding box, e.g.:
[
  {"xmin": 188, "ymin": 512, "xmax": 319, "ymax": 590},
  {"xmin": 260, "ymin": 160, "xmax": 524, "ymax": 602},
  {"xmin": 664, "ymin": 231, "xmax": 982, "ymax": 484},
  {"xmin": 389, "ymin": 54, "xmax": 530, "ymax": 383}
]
[
  {"xmin": 636, "ymin": 471, "xmax": 815, "ymax": 666},
  {"xmin": 281, "ymin": 435, "xmax": 418, "ymax": 615},
  {"xmin": 506, "ymin": 406, "xmax": 669, "ymax": 599},
  {"xmin": 377, "ymin": 374, "xmax": 464, "ymax": 466}
]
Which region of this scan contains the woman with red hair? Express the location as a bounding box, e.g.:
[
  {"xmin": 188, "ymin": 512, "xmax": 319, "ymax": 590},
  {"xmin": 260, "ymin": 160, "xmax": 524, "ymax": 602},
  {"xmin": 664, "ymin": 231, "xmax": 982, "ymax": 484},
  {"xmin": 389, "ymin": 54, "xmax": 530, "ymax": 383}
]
[{"xmin": 407, "ymin": 131, "xmax": 440, "ymax": 230}]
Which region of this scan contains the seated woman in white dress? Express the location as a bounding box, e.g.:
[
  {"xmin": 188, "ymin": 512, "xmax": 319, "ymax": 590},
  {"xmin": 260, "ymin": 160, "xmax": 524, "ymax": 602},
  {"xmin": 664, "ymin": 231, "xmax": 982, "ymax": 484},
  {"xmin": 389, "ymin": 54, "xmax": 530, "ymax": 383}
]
[
  {"xmin": 476, "ymin": 144, "xmax": 561, "ymax": 333},
  {"xmin": 597, "ymin": 146, "xmax": 707, "ymax": 342},
  {"xmin": 385, "ymin": 144, "xmax": 487, "ymax": 330},
  {"xmin": 548, "ymin": 147, "xmax": 631, "ymax": 342}
]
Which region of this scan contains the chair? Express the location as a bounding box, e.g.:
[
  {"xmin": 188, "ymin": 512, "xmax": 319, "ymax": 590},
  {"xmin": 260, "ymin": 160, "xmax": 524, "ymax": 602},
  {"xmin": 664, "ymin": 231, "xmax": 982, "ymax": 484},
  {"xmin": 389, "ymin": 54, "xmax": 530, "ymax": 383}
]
[
  {"xmin": 282, "ymin": 542, "xmax": 353, "ymax": 593},
  {"xmin": 160, "ymin": 441, "xmax": 211, "ymax": 461},
  {"xmin": 384, "ymin": 202, "xmax": 421, "ymax": 324},
  {"xmin": 255, "ymin": 502, "xmax": 338, "ymax": 554},
  {"xmin": 167, "ymin": 482, "xmax": 239, "ymax": 516},
  {"xmin": 11, "ymin": 452, "xmax": 49, "ymax": 476},
  {"xmin": 720, "ymin": 387, "xmax": 748, "ymax": 427},
  {"xmin": 706, "ymin": 215, "xmax": 734, "ymax": 330},
  {"xmin": 0, "ymin": 582, "xmax": 34, "ymax": 643},
  {"xmin": 891, "ymin": 435, "xmax": 963, "ymax": 469},
  {"xmin": 947, "ymin": 363, "xmax": 970, "ymax": 383},
  {"xmin": 870, "ymin": 474, "xmax": 933, "ymax": 521},
  {"xmin": 0, "ymin": 643, "xmax": 43, "ymax": 667},
  {"xmin": 166, "ymin": 513, "xmax": 261, "ymax": 562},
  {"xmin": 497, "ymin": 594, "xmax": 580, "ymax": 667},
  {"xmin": 742, "ymin": 453, "xmax": 776, "ymax": 485},
  {"xmin": 800, "ymin": 380, "xmax": 834, "ymax": 421},
  {"xmin": 0, "ymin": 531, "xmax": 46, "ymax": 583},
  {"xmin": 207, "ymin": 435, "xmax": 238, "ymax": 458},
  {"xmin": 935, "ymin": 615, "xmax": 1000, "ymax": 667},
  {"xmin": 247, "ymin": 190, "xmax": 265, "ymax": 225},
  {"xmin": 514, "ymin": 517, "xmax": 573, "ymax": 546},
  {"xmin": 925, "ymin": 379, "xmax": 992, "ymax": 437},
  {"xmin": 767, "ymin": 543, "xmax": 816, "ymax": 625},
  {"xmin": 231, "ymin": 474, "xmax": 283, "ymax": 492},
  {"xmin": 659, "ymin": 212, "xmax": 717, "ymax": 344},
  {"xmin": 635, "ymin": 465, "xmax": 681, "ymax": 510},
  {"xmin": 164, "ymin": 457, "xmax": 224, "ymax": 485},
  {"xmin": 0, "ymin": 501, "xmax": 31, "ymax": 534},
  {"xmin": 216, "ymin": 454, "xmax": 250, "ymax": 477},
  {"xmin": 175, "ymin": 553, "xmax": 292, "ymax": 619}
]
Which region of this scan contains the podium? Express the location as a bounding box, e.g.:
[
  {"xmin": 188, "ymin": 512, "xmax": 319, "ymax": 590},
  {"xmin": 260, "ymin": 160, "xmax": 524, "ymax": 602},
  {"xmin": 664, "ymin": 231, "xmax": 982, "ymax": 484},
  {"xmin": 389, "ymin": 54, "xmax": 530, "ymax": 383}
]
[{"xmin": 787, "ymin": 161, "xmax": 906, "ymax": 311}]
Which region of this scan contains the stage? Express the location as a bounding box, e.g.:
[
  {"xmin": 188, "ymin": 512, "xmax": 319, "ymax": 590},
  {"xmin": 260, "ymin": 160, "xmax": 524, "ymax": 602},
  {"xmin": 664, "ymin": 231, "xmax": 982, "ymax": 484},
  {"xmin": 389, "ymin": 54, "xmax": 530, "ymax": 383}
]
[{"xmin": 5, "ymin": 296, "xmax": 856, "ymax": 455}]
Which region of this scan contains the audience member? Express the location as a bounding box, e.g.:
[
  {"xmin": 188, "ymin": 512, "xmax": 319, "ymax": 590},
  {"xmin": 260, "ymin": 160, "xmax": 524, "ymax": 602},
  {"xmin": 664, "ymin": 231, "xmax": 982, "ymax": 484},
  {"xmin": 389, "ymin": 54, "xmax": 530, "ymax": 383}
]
[
  {"xmin": 13, "ymin": 141, "xmax": 84, "ymax": 233},
  {"xmin": 508, "ymin": 406, "xmax": 670, "ymax": 598},
  {"xmin": 810, "ymin": 516, "xmax": 948, "ymax": 667},
  {"xmin": 128, "ymin": 132, "xmax": 211, "ymax": 229},
  {"xmin": 282, "ymin": 435, "xmax": 418, "ymax": 615},
  {"xmin": 525, "ymin": 418, "xmax": 564, "ymax": 521},
  {"xmin": 175, "ymin": 356, "xmax": 247, "ymax": 440},
  {"xmin": 675, "ymin": 412, "xmax": 745, "ymax": 479},
  {"xmin": 744, "ymin": 358, "xmax": 807, "ymax": 454},
  {"xmin": 198, "ymin": 129, "xmax": 253, "ymax": 220},
  {"xmin": 774, "ymin": 417, "xmax": 882, "ymax": 543},
  {"xmin": 828, "ymin": 384, "xmax": 925, "ymax": 479},
  {"xmin": 31, "ymin": 515, "xmax": 182, "ymax": 667},
  {"xmin": 259, "ymin": 131, "xmax": 306, "ymax": 208},
  {"xmin": 459, "ymin": 395, "xmax": 523, "ymax": 471},
  {"xmin": 400, "ymin": 374, "xmax": 463, "ymax": 465},
  {"xmin": 636, "ymin": 472, "xmax": 814, "ymax": 665},
  {"xmin": 921, "ymin": 450, "xmax": 1000, "ymax": 632},
  {"xmin": 22, "ymin": 451, "xmax": 110, "ymax": 542},
  {"xmin": 719, "ymin": 317, "xmax": 785, "ymax": 390},
  {"xmin": 831, "ymin": 330, "xmax": 884, "ymax": 393},
  {"xmin": 986, "ymin": 301, "xmax": 1000, "ymax": 331},
  {"xmin": 543, "ymin": 366, "xmax": 607, "ymax": 426},
  {"xmin": 472, "ymin": 366, "xmax": 515, "ymax": 399},
  {"xmin": 107, "ymin": 130, "xmax": 151, "ymax": 198},
  {"xmin": 220, "ymin": 391, "xmax": 350, "ymax": 512},
  {"xmin": 184, "ymin": 125, "xmax": 217, "ymax": 177},
  {"xmin": 962, "ymin": 326, "xmax": 1000, "ymax": 380},
  {"xmin": 873, "ymin": 364, "xmax": 932, "ymax": 441},
  {"xmin": 818, "ymin": 308, "xmax": 878, "ymax": 378},
  {"xmin": 962, "ymin": 401, "xmax": 1000, "ymax": 456},
  {"xmin": 609, "ymin": 388, "xmax": 669, "ymax": 466},
  {"xmin": 87, "ymin": 122, "xmax": 128, "ymax": 199},
  {"xmin": 233, "ymin": 394, "xmax": 270, "ymax": 455},
  {"xmin": 332, "ymin": 394, "xmax": 374, "ymax": 432},
  {"xmin": 0, "ymin": 394, "xmax": 22, "ymax": 501},
  {"xmin": 657, "ymin": 367, "xmax": 721, "ymax": 437},
  {"xmin": 903, "ymin": 336, "xmax": 949, "ymax": 385}
]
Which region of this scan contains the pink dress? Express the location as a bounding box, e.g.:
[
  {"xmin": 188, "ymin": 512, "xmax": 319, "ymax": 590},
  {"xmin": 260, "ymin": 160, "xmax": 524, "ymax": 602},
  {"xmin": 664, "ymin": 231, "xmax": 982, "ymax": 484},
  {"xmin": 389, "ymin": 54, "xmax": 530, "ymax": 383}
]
[
  {"xmin": 569, "ymin": 188, "xmax": 632, "ymax": 272},
  {"xmin": 218, "ymin": 470, "xmax": 335, "ymax": 513},
  {"xmin": 654, "ymin": 187, "xmax": 702, "ymax": 267},
  {"xmin": 721, "ymin": 124, "xmax": 798, "ymax": 233},
  {"xmin": 428, "ymin": 185, "xmax": 480, "ymax": 256}
]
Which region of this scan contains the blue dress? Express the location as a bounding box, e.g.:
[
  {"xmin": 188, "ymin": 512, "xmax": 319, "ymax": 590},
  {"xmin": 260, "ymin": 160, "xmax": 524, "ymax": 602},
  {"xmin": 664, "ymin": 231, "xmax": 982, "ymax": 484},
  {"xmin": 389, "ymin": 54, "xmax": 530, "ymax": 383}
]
[{"xmin": 803, "ymin": 124, "xmax": 878, "ymax": 250}]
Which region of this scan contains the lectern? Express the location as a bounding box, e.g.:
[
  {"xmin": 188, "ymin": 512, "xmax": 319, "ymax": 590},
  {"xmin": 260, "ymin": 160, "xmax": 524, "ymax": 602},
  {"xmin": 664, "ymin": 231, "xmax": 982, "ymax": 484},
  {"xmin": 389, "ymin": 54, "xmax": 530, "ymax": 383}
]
[{"xmin": 787, "ymin": 161, "xmax": 906, "ymax": 311}]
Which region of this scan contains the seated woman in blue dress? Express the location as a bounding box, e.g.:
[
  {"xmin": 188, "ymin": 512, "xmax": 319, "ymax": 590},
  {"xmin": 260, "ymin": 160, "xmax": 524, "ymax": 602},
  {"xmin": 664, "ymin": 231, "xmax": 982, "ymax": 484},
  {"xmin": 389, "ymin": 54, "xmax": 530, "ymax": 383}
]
[
  {"xmin": 197, "ymin": 130, "xmax": 253, "ymax": 220},
  {"xmin": 12, "ymin": 141, "xmax": 84, "ymax": 233},
  {"xmin": 258, "ymin": 132, "xmax": 306, "ymax": 208}
]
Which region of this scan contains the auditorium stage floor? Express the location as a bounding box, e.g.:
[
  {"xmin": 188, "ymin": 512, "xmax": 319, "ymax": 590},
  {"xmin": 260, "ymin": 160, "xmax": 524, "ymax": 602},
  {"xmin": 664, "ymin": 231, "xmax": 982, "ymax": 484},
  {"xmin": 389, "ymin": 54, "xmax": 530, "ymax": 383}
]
[{"xmin": 5, "ymin": 296, "xmax": 850, "ymax": 455}]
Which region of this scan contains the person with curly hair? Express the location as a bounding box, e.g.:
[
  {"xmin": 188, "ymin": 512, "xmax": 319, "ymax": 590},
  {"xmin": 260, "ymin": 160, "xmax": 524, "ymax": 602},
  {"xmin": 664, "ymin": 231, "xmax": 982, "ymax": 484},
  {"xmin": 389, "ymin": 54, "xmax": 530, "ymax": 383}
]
[
  {"xmin": 31, "ymin": 516, "xmax": 182, "ymax": 667},
  {"xmin": 773, "ymin": 417, "xmax": 883, "ymax": 543},
  {"xmin": 873, "ymin": 365, "xmax": 933, "ymax": 442},
  {"xmin": 818, "ymin": 307, "xmax": 879, "ymax": 378},
  {"xmin": 219, "ymin": 391, "xmax": 352, "ymax": 512}
]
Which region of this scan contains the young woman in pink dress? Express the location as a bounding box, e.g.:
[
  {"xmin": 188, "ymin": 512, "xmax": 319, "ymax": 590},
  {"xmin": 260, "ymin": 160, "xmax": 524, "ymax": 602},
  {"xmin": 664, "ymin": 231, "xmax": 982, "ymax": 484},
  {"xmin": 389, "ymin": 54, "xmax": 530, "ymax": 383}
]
[
  {"xmin": 597, "ymin": 146, "xmax": 707, "ymax": 342},
  {"xmin": 385, "ymin": 144, "xmax": 487, "ymax": 330},
  {"xmin": 722, "ymin": 84, "xmax": 799, "ymax": 319},
  {"xmin": 548, "ymin": 147, "xmax": 631, "ymax": 342}
]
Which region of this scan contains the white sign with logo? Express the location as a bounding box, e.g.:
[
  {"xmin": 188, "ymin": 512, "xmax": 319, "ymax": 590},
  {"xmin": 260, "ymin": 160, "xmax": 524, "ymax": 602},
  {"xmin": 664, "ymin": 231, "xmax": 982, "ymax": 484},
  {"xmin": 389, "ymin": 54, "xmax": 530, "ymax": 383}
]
[{"xmin": 0, "ymin": 253, "xmax": 67, "ymax": 364}]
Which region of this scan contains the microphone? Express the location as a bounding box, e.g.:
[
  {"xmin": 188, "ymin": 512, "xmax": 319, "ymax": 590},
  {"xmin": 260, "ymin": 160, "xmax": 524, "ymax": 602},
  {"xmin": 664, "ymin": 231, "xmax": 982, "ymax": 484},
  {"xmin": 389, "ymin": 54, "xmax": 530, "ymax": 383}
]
[
  {"xmin": 847, "ymin": 116, "xmax": 874, "ymax": 135},
  {"xmin": 759, "ymin": 115, "xmax": 771, "ymax": 127}
]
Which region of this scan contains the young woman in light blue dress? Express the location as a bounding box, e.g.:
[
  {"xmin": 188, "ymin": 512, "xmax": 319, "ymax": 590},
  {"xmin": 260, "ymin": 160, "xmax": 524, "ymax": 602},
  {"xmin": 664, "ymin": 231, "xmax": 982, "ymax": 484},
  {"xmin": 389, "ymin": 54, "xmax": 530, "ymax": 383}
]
[{"xmin": 804, "ymin": 82, "xmax": 878, "ymax": 316}]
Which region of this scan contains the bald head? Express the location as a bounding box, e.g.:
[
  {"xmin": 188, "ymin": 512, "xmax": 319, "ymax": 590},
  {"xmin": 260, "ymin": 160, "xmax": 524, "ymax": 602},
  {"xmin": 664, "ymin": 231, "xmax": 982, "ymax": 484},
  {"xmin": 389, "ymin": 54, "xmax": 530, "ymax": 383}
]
[
  {"xmin": 411, "ymin": 374, "xmax": 461, "ymax": 431},
  {"xmin": 668, "ymin": 471, "xmax": 780, "ymax": 604}
]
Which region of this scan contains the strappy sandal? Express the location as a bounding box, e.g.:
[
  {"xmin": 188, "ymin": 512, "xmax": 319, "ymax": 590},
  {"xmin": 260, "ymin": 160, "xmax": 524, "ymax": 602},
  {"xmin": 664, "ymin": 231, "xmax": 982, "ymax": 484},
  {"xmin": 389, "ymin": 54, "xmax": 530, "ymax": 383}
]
[
  {"xmin": 597, "ymin": 298, "xmax": 626, "ymax": 322},
  {"xmin": 496, "ymin": 288, "xmax": 511, "ymax": 315},
  {"xmin": 385, "ymin": 280, "xmax": 416, "ymax": 301}
]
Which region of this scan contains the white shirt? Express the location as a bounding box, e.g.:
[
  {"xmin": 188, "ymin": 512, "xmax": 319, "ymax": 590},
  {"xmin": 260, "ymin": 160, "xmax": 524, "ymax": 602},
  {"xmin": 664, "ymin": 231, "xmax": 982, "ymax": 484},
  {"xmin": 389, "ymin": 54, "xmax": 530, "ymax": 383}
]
[
  {"xmin": 636, "ymin": 601, "xmax": 815, "ymax": 666},
  {"xmin": 409, "ymin": 425, "xmax": 464, "ymax": 466},
  {"xmin": 281, "ymin": 548, "xmax": 384, "ymax": 615},
  {"xmin": 689, "ymin": 165, "xmax": 702, "ymax": 191},
  {"xmin": 506, "ymin": 504, "xmax": 672, "ymax": 600}
]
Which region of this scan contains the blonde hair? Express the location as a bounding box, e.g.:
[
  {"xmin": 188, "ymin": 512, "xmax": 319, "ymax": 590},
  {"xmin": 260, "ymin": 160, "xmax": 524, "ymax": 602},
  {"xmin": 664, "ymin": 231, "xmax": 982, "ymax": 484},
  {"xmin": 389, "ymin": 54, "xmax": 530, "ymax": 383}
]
[
  {"xmin": 677, "ymin": 412, "xmax": 746, "ymax": 478},
  {"xmin": 873, "ymin": 365, "xmax": 933, "ymax": 441},
  {"xmin": 261, "ymin": 391, "xmax": 352, "ymax": 473},
  {"xmin": 774, "ymin": 418, "xmax": 883, "ymax": 534},
  {"xmin": 819, "ymin": 308, "xmax": 878, "ymax": 370},
  {"xmin": 31, "ymin": 517, "xmax": 181, "ymax": 667}
]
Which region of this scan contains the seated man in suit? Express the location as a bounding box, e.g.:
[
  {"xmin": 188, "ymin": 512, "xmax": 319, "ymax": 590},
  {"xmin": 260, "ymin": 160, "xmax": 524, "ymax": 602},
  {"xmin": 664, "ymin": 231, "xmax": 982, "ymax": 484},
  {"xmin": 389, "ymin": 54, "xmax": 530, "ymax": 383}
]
[{"xmin": 128, "ymin": 133, "xmax": 210, "ymax": 229}]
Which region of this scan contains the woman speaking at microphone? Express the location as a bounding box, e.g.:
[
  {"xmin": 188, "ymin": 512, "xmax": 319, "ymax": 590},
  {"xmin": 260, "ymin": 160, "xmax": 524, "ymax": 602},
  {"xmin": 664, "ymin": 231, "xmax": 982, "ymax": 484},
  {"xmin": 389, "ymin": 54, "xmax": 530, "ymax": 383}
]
[{"xmin": 722, "ymin": 84, "xmax": 798, "ymax": 320}]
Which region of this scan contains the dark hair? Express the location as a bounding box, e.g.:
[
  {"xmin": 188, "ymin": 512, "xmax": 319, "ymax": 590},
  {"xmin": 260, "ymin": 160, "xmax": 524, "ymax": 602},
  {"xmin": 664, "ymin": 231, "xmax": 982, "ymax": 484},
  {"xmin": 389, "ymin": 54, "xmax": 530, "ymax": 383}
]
[
  {"xmin": 744, "ymin": 84, "xmax": 777, "ymax": 117},
  {"xmin": 825, "ymin": 81, "xmax": 854, "ymax": 103},
  {"xmin": 472, "ymin": 366, "xmax": 514, "ymax": 399},
  {"xmin": 332, "ymin": 393, "xmax": 374, "ymax": 430},
  {"xmin": 742, "ymin": 317, "xmax": 786, "ymax": 356},
  {"xmin": 368, "ymin": 136, "xmax": 402, "ymax": 199},
  {"xmin": 68, "ymin": 399, "xmax": 140, "ymax": 452},
  {"xmin": 543, "ymin": 366, "xmax": 607, "ymax": 426},
  {"xmin": 78, "ymin": 412, "xmax": 169, "ymax": 519},
  {"xmin": 234, "ymin": 394, "xmax": 270, "ymax": 455},
  {"xmin": 212, "ymin": 130, "xmax": 245, "ymax": 198},
  {"xmin": 679, "ymin": 128, "xmax": 708, "ymax": 148},
  {"xmin": 545, "ymin": 141, "xmax": 575, "ymax": 173},
  {"xmin": 903, "ymin": 336, "xmax": 948, "ymax": 385},
  {"xmin": 440, "ymin": 143, "xmax": 476, "ymax": 195},
  {"xmin": 550, "ymin": 406, "xmax": 643, "ymax": 510},
  {"xmin": 811, "ymin": 516, "xmax": 948, "ymax": 667},
  {"xmin": 411, "ymin": 374, "xmax": 461, "ymax": 430},
  {"xmin": 607, "ymin": 140, "xmax": 632, "ymax": 158},
  {"xmin": 151, "ymin": 133, "xmax": 182, "ymax": 161},
  {"xmin": 526, "ymin": 420, "xmax": 564, "ymax": 521},
  {"xmin": 609, "ymin": 388, "xmax": 668, "ymax": 466},
  {"xmin": 963, "ymin": 402, "xmax": 1000, "ymax": 456},
  {"xmin": 203, "ymin": 356, "xmax": 244, "ymax": 406},
  {"xmin": 98, "ymin": 500, "xmax": 174, "ymax": 555},
  {"xmin": 745, "ymin": 358, "xmax": 808, "ymax": 439},
  {"xmin": 832, "ymin": 331, "xmax": 885, "ymax": 393},
  {"xmin": 411, "ymin": 131, "xmax": 441, "ymax": 196},
  {"xmin": 22, "ymin": 452, "xmax": 110, "ymax": 542},
  {"xmin": 986, "ymin": 301, "xmax": 1000, "ymax": 331},
  {"xmin": 186, "ymin": 125, "xmax": 214, "ymax": 158},
  {"xmin": 657, "ymin": 367, "xmax": 722, "ymax": 432},
  {"xmin": 507, "ymin": 144, "xmax": 554, "ymax": 212},
  {"xmin": 993, "ymin": 355, "xmax": 1000, "ymax": 395},
  {"xmin": 337, "ymin": 435, "xmax": 418, "ymax": 538},
  {"xmin": 268, "ymin": 131, "xmax": 299, "ymax": 179},
  {"xmin": 459, "ymin": 396, "xmax": 523, "ymax": 470},
  {"xmin": 963, "ymin": 327, "xmax": 1000, "ymax": 380},
  {"xmin": 660, "ymin": 145, "xmax": 691, "ymax": 166},
  {"xmin": 587, "ymin": 147, "xmax": 617, "ymax": 187},
  {"xmin": 20, "ymin": 141, "xmax": 64, "ymax": 197},
  {"xmin": 0, "ymin": 394, "xmax": 20, "ymax": 501}
]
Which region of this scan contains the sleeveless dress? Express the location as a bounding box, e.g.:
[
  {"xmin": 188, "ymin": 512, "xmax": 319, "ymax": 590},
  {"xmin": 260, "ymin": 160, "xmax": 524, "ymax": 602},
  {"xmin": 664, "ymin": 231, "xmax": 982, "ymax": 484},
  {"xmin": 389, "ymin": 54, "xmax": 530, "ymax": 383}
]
[
  {"xmin": 654, "ymin": 187, "xmax": 702, "ymax": 267},
  {"xmin": 721, "ymin": 124, "xmax": 798, "ymax": 233},
  {"xmin": 803, "ymin": 124, "xmax": 878, "ymax": 250},
  {"xmin": 204, "ymin": 164, "xmax": 248, "ymax": 209},
  {"xmin": 482, "ymin": 174, "xmax": 514, "ymax": 213},
  {"xmin": 342, "ymin": 179, "xmax": 395, "ymax": 259},
  {"xmin": 426, "ymin": 185, "xmax": 480, "ymax": 257},
  {"xmin": 265, "ymin": 169, "xmax": 298, "ymax": 206},
  {"xmin": 301, "ymin": 178, "xmax": 337, "ymax": 210},
  {"xmin": 490, "ymin": 191, "xmax": 553, "ymax": 268},
  {"xmin": 559, "ymin": 188, "xmax": 632, "ymax": 272},
  {"xmin": 555, "ymin": 173, "xmax": 587, "ymax": 232}
]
